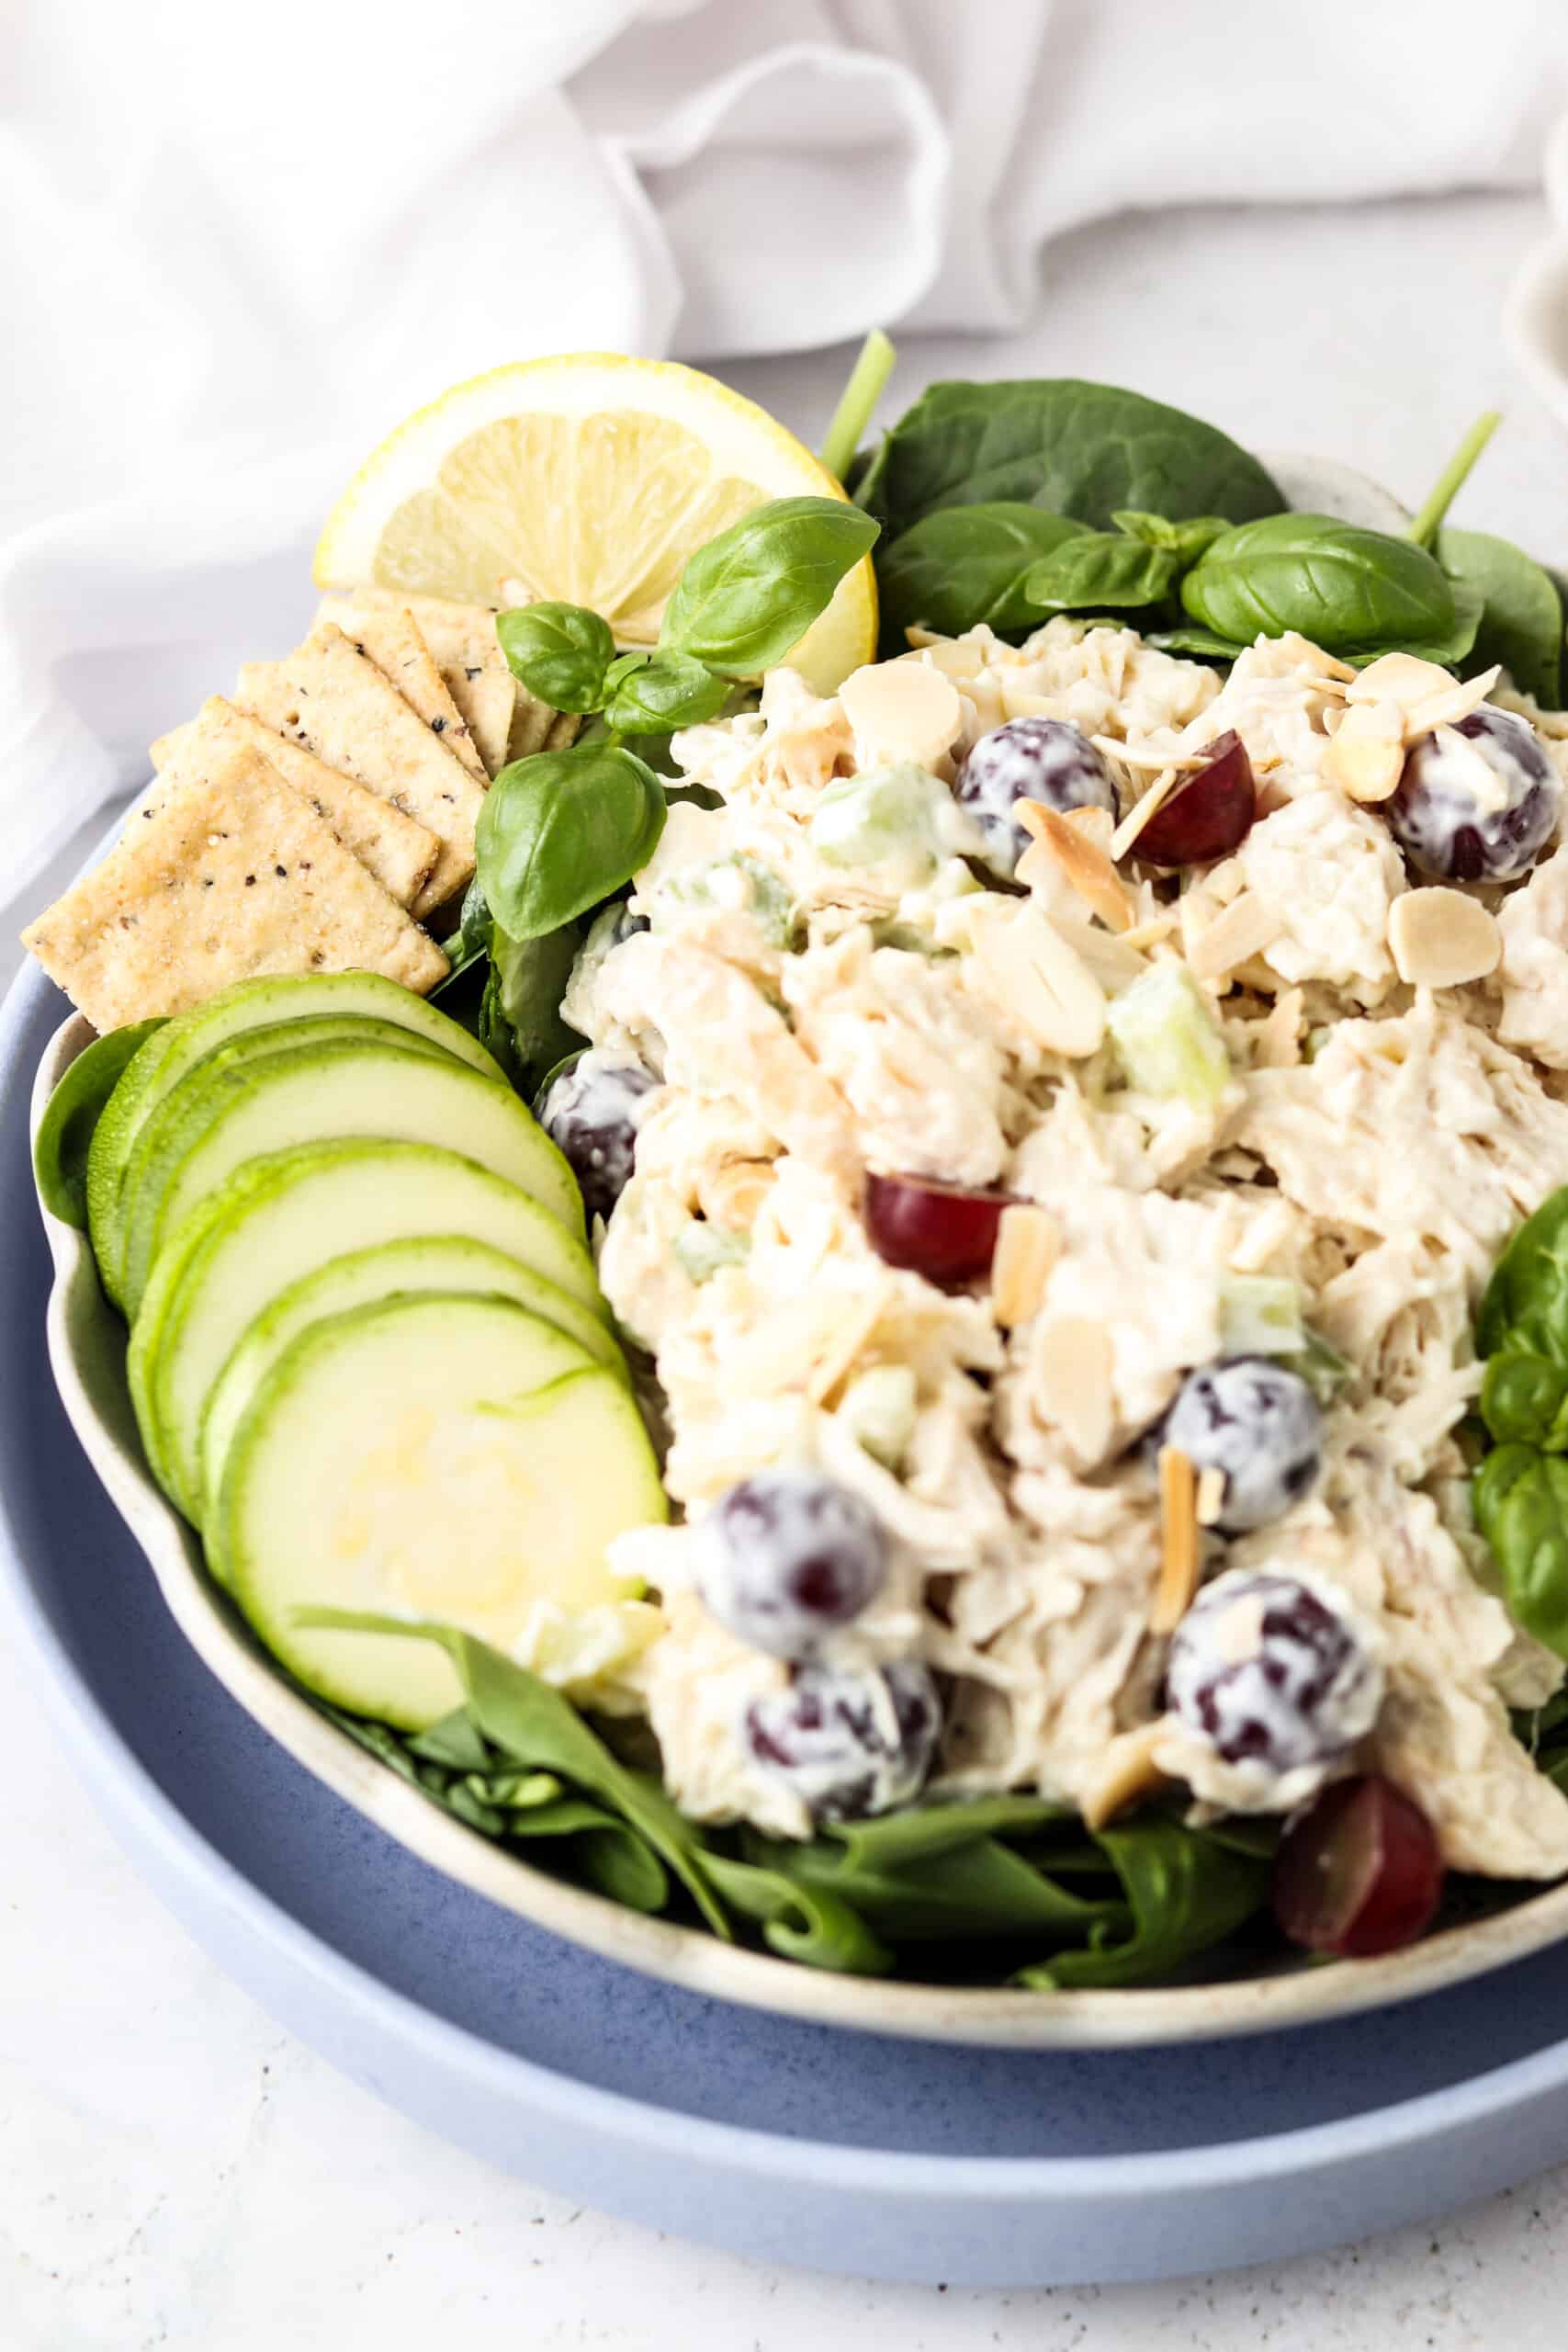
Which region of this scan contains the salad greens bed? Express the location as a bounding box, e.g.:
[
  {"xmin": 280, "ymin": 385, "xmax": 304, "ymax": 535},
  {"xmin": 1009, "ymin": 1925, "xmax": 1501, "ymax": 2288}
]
[{"xmin": 41, "ymin": 340, "xmax": 1568, "ymax": 1991}]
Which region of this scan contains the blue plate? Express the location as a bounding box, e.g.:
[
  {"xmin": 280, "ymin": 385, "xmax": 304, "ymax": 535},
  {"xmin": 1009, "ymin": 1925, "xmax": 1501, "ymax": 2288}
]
[{"xmin": 6, "ymin": 956, "xmax": 1568, "ymax": 2286}]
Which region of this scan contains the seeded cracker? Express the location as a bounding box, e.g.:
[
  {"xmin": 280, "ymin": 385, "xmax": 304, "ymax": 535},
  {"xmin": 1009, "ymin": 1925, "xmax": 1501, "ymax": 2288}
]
[
  {"xmin": 235, "ymin": 624, "xmax": 484, "ymax": 915},
  {"xmin": 313, "ymin": 598, "xmax": 487, "ymax": 785},
  {"xmin": 22, "ymin": 741, "xmax": 446, "ymax": 1031},
  {"xmin": 150, "ymin": 696, "xmax": 438, "ymax": 910},
  {"xmin": 315, "ymin": 587, "xmax": 516, "ymax": 777}
]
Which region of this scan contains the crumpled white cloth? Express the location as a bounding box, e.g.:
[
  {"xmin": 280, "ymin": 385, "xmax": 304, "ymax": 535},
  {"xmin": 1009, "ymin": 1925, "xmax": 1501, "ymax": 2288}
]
[{"xmin": 4, "ymin": 0, "xmax": 1567, "ymax": 913}]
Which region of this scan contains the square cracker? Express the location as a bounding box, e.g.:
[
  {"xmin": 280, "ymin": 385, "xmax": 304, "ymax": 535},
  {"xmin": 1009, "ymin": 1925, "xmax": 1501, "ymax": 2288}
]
[
  {"xmin": 316, "ymin": 588, "xmax": 517, "ymax": 777},
  {"xmin": 22, "ymin": 741, "xmax": 447, "ymax": 1031},
  {"xmin": 234, "ymin": 623, "xmax": 484, "ymax": 915},
  {"xmin": 313, "ymin": 599, "xmax": 487, "ymax": 786},
  {"xmin": 151, "ymin": 695, "xmax": 438, "ymax": 910}
]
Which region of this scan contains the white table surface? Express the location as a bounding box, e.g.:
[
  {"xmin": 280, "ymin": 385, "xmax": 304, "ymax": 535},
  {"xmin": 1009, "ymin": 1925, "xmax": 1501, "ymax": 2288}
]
[{"xmin": 8, "ymin": 188, "xmax": 1568, "ymax": 2350}]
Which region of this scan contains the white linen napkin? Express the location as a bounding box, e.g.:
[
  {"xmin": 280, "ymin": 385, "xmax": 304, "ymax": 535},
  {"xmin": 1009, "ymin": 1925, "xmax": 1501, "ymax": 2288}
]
[{"xmin": 5, "ymin": 0, "xmax": 1568, "ymax": 916}]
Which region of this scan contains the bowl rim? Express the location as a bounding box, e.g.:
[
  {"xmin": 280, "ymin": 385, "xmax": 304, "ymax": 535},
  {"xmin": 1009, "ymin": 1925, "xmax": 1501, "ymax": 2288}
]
[{"xmin": 17, "ymin": 982, "xmax": 1568, "ymax": 2051}]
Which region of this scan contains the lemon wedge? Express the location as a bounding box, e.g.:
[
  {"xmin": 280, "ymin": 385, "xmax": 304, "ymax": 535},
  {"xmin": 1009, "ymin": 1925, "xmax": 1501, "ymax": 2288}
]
[{"xmin": 313, "ymin": 354, "xmax": 877, "ymax": 695}]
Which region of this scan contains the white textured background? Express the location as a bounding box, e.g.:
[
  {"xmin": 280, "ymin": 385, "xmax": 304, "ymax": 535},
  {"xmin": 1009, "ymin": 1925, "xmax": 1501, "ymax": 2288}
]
[{"xmin": 8, "ymin": 190, "xmax": 1568, "ymax": 2348}]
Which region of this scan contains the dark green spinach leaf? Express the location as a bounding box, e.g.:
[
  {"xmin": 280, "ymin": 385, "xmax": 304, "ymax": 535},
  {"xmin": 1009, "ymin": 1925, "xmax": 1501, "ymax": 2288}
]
[
  {"xmin": 484, "ymin": 922, "xmax": 584, "ymax": 1092},
  {"xmin": 1015, "ymin": 1815, "xmax": 1273, "ymax": 1990},
  {"xmin": 857, "ymin": 379, "xmax": 1282, "ymax": 540},
  {"xmin": 704, "ymin": 1851, "xmax": 893, "ymax": 1973},
  {"xmin": 660, "ymin": 495, "xmax": 879, "ymax": 678},
  {"xmin": 874, "ymin": 503, "xmax": 1089, "ymax": 649},
  {"xmin": 496, "ymin": 603, "xmax": 616, "ymax": 714},
  {"xmin": 1111, "ymin": 510, "xmax": 1230, "ymax": 563},
  {"xmin": 34, "ymin": 1018, "xmax": 167, "ymax": 1228},
  {"xmin": 475, "ymin": 740, "xmax": 666, "ymax": 942},
  {"xmin": 1180, "ymin": 514, "xmax": 1473, "ymax": 661},
  {"xmin": 1438, "ymin": 526, "xmax": 1564, "ymax": 706},
  {"xmin": 1025, "ymin": 531, "xmax": 1180, "ymax": 615}
]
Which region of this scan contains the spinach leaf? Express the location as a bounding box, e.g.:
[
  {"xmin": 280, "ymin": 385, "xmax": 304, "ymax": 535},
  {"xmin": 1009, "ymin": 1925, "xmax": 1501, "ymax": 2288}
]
[
  {"xmin": 1481, "ymin": 1351, "xmax": 1568, "ymax": 1451},
  {"xmin": 1438, "ymin": 527, "xmax": 1564, "ymax": 706},
  {"xmin": 298, "ymin": 1611, "xmax": 730, "ymax": 1933},
  {"xmin": 857, "ymin": 379, "xmax": 1283, "ymax": 540},
  {"xmin": 496, "ymin": 602, "xmax": 616, "ymax": 714},
  {"xmin": 602, "ymin": 650, "xmax": 731, "ymax": 735},
  {"xmin": 1472, "ymin": 1445, "xmax": 1568, "ymax": 1661},
  {"xmin": 1015, "ymin": 1815, "xmax": 1273, "ymax": 1990},
  {"xmin": 1145, "ymin": 625, "xmax": 1247, "ymax": 663},
  {"xmin": 1180, "ymin": 514, "xmax": 1472, "ymax": 660},
  {"xmin": 874, "ymin": 503, "xmax": 1089, "ymax": 648},
  {"xmin": 475, "ymin": 740, "xmax": 666, "ymax": 942},
  {"xmin": 742, "ymin": 1798, "xmax": 1127, "ymax": 1945},
  {"xmin": 432, "ymin": 880, "xmax": 494, "ymax": 997},
  {"xmin": 1111, "ymin": 510, "xmax": 1230, "ymax": 563},
  {"xmin": 660, "ymin": 495, "xmax": 879, "ymax": 679},
  {"xmin": 1025, "ymin": 531, "xmax": 1179, "ymax": 615},
  {"xmin": 34, "ymin": 1018, "xmax": 167, "ymax": 1228},
  {"xmin": 703, "ymin": 1851, "xmax": 893, "ymax": 1974},
  {"xmin": 1476, "ymin": 1185, "xmax": 1568, "ymax": 1362},
  {"xmin": 484, "ymin": 922, "xmax": 584, "ymax": 1092}
]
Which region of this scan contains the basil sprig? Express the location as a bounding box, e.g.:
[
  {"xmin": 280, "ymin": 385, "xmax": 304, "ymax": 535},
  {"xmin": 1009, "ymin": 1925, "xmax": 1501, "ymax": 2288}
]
[
  {"xmin": 476, "ymin": 739, "xmax": 666, "ymax": 943},
  {"xmin": 1471, "ymin": 1187, "xmax": 1568, "ymax": 1660}
]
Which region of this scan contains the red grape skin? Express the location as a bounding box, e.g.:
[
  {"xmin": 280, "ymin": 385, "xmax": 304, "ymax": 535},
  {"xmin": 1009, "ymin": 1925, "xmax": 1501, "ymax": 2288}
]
[
  {"xmin": 863, "ymin": 1171, "xmax": 1014, "ymax": 1284},
  {"xmin": 1134, "ymin": 732, "xmax": 1257, "ymax": 869},
  {"xmin": 1272, "ymin": 1774, "xmax": 1445, "ymax": 1959}
]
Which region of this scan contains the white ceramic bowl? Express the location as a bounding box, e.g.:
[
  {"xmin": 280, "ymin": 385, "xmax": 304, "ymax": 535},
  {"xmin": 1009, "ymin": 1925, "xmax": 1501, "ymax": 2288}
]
[{"xmin": 33, "ymin": 1012, "xmax": 1568, "ymax": 2046}]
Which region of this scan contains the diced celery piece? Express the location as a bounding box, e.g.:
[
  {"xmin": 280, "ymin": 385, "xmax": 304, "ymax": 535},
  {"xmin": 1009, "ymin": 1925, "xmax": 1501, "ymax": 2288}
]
[
  {"xmin": 835, "ymin": 1363, "xmax": 918, "ymax": 1469},
  {"xmin": 808, "ymin": 763, "xmax": 969, "ymax": 887},
  {"xmin": 674, "ymin": 1221, "xmax": 751, "ymax": 1283},
  {"xmin": 1220, "ymin": 1274, "xmax": 1304, "ymax": 1357},
  {"xmin": 1107, "ymin": 964, "xmax": 1232, "ymax": 1109}
]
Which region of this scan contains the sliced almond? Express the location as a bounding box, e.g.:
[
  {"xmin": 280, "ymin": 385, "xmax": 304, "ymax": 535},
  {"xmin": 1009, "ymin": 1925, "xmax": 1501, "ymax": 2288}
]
[
  {"xmin": 1152, "ymin": 1444, "xmax": 1201, "ymax": 1634},
  {"xmin": 1027, "ymin": 1313, "xmax": 1116, "ymax": 1464},
  {"xmin": 806, "ymin": 1288, "xmax": 891, "ymax": 1408},
  {"xmin": 1404, "ymin": 665, "xmax": 1501, "ymax": 738},
  {"xmin": 1430, "ymin": 721, "xmax": 1511, "ymax": 814},
  {"xmin": 1250, "ymin": 986, "xmax": 1305, "ymax": 1069},
  {"xmin": 991, "ymin": 1203, "xmax": 1060, "ymax": 1328},
  {"xmin": 1387, "ymin": 886, "xmax": 1502, "ymax": 989},
  {"xmin": 1322, "ymin": 697, "xmax": 1404, "ymax": 802},
  {"xmin": 1195, "ymin": 1465, "xmax": 1227, "ymax": 1527},
  {"xmin": 1081, "ymin": 1721, "xmax": 1171, "ymax": 1832},
  {"xmin": 839, "ymin": 658, "xmax": 963, "ymax": 774},
  {"xmin": 1184, "ymin": 889, "xmax": 1285, "ymax": 981},
  {"xmin": 1016, "ymin": 799, "xmax": 1136, "ymax": 933},
  {"xmin": 1110, "ymin": 767, "xmax": 1186, "ymax": 858},
  {"xmin": 964, "ymin": 899, "xmax": 1106, "ymax": 1057}
]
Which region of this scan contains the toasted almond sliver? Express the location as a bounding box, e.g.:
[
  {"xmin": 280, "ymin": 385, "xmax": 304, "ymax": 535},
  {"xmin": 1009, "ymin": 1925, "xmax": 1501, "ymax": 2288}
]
[
  {"xmin": 1404, "ymin": 665, "xmax": 1502, "ymax": 738},
  {"xmin": 965, "ymin": 899, "xmax": 1107, "ymax": 1057},
  {"xmin": 1081, "ymin": 1721, "xmax": 1172, "ymax": 1833},
  {"xmin": 1016, "ymin": 799, "xmax": 1136, "ymax": 933},
  {"xmin": 1251, "ymin": 987, "xmax": 1305, "ymax": 1070},
  {"xmin": 1387, "ymin": 886, "xmax": 1502, "ymax": 989},
  {"xmin": 1118, "ymin": 910, "xmax": 1180, "ymax": 953},
  {"xmin": 1028, "ymin": 1313, "xmax": 1116, "ymax": 1464},
  {"xmin": 840, "ymin": 658, "xmax": 963, "ymax": 774},
  {"xmin": 1348, "ymin": 651, "xmax": 1459, "ymax": 711},
  {"xmin": 991, "ymin": 1203, "xmax": 1060, "ymax": 1328},
  {"xmin": 1152, "ymin": 1445, "xmax": 1201, "ymax": 1634},
  {"xmin": 1185, "ymin": 888, "xmax": 1285, "ymax": 981},
  {"xmin": 1322, "ymin": 698, "xmax": 1404, "ymax": 803},
  {"xmin": 806, "ymin": 1288, "xmax": 891, "ymax": 1408},
  {"xmin": 1111, "ymin": 767, "xmax": 1186, "ymax": 858},
  {"xmin": 1195, "ymin": 1465, "xmax": 1227, "ymax": 1527}
]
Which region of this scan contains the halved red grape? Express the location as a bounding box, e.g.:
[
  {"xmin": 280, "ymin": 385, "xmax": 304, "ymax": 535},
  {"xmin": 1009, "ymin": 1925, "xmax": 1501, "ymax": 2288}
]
[
  {"xmin": 864, "ymin": 1171, "xmax": 1013, "ymax": 1284},
  {"xmin": 1134, "ymin": 732, "xmax": 1256, "ymax": 868},
  {"xmin": 1272, "ymin": 1774, "xmax": 1444, "ymax": 1959}
]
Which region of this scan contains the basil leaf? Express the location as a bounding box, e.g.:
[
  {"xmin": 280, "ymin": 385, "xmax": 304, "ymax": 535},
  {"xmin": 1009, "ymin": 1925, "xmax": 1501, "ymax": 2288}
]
[
  {"xmin": 1482, "ymin": 1351, "xmax": 1568, "ymax": 1450},
  {"xmin": 34, "ymin": 1018, "xmax": 167, "ymax": 1227},
  {"xmin": 1015, "ymin": 1815, "xmax": 1273, "ymax": 1990},
  {"xmin": 1439, "ymin": 526, "xmax": 1565, "ymax": 706},
  {"xmin": 1111, "ymin": 511, "xmax": 1230, "ymax": 563},
  {"xmin": 298, "ymin": 1611, "xmax": 730, "ymax": 1934},
  {"xmin": 660, "ymin": 495, "xmax": 880, "ymax": 677},
  {"xmin": 496, "ymin": 603, "xmax": 615, "ymax": 714},
  {"xmin": 858, "ymin": 379, "xmax": 1282, "ymax": 539},
  {"xmin": 475, "ymin": 740, "xmax": 666, "ymax": 942},
  {"xmin": 874, "ymin": 503, "xmax": 1089, "ymax": 648},
  {"xmin": 603, "ymin": 651, "xmax": 731, "ymax": 735},
  {"xmin": 1181, "ymin": 514, "xmax": 1468, "ymax": 658},
  {"xmin": 1473, "ymin": 1445, "xmax": 1568, "ymax": 1661},
  {"xmin": 1025, "ymin": 531, "xmax": 1179, "ymax": 615},
  {"xmin": 1477, "ymin": 1185, "xmax": 1568, "ymax": 1362}
]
